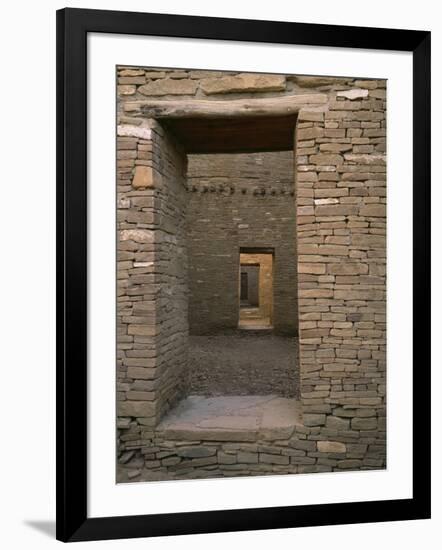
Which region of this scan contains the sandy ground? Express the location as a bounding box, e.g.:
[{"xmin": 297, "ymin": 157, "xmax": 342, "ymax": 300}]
[{"xmin": 188, "ymin": 331, "xmax": 299, "ymax": 398}]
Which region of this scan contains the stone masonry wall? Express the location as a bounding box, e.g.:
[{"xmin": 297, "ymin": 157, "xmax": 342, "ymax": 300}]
[
  {"xmin": 118, "ymin": 435, "xmax": 367, "ymax": 482},
  {"xmin": 117, "ymin": 118, "xmax": 189, "ymax": 429},
  {"xmin": 116, "ymin": 66, "xmax": 387, "ymax": 480},
  {"xmin": 187, "ymin": 151, "xmax": 297, "ymax": 334},
  {"xmin": 295, "ymin": 82, "xmax": 386, "ymax": 454},
  {"xmin": 151, "ymin": 125, "xmax": 189, "ymax": 421}
]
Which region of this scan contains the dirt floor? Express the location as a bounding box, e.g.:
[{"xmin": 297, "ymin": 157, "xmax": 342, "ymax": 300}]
[
  {"xmin": 238, "ymin": 305, "xmax": 271, "ymax": 329},
  {"xmin": 188, "ymin": 331, "xmax": 299, "ymax": 398}
]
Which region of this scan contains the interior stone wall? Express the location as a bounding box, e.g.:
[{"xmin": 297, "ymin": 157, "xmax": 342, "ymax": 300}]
[
  {"xmin": 117, "ymin": 118, "xmax": 189, "ymax": 429},
  {"xmin": 187, "ymin": 151, "xmax": 297, "ymax": 335},
  {"xmin": 151, "ymin": 124, "xmax": 189, "ymax": 421},
  {"xmin": 116, "ymin": 66, "xmax": 387, "ymax": 480}
]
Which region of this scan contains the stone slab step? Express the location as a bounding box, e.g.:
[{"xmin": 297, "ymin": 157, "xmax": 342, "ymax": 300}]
[{"xmin": 156, "ymin": 395, "xmax": 303, "ymax": 441}]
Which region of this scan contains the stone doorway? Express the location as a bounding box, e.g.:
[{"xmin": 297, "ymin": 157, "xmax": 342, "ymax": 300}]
[
  {"xmin": 186, "ymin": 147, "xmax": 299, "ymax": 400},
  {"xmin": 239, "ymin": 250, "xmax": 274, "ymax": 330},
  {"xmin": 117, "ymin": 70, "xmax": 387, "ymax": 481},
  {"xmin": 118, "ymin": 98, "xmax": 303, "ymax": 476}
]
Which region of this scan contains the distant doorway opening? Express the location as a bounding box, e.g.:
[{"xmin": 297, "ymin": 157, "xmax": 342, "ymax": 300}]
[
  {"xmin": 238, "ymin": 249, "xmax": 273, "ymax": 329},
  {"xmin": 240, "ymin": 264, "xmax": 259, "ymax": 307}
]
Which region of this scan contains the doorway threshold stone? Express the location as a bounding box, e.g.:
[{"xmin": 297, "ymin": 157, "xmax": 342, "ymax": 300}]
[{"xmin": 156, "ymin": 395, "xmax": 303, "ymax": 441}]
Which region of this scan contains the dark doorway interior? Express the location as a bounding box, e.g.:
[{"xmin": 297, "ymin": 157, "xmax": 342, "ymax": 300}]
[
  {"xmin": 238, "ymin": 251, "xmax": 273, "ymax": 330},
  {"xmin": 240, "ymin": 271, "xmax": 248, "ymax": 303},
  {"xmin": 240, "ymin": 264, "xmax": 259, "ymax": 307}
]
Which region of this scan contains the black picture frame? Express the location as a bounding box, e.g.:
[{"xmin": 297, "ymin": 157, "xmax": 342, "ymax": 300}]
[{"xmin": 56, "ymin": 7, "xmax": 431, "ymax": 542}]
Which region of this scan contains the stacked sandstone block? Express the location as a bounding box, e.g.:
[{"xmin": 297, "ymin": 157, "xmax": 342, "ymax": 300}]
[
  {"xmin": 117, "ymin": 421, "xmax": 382, "ymax": 482},
  {"xmin": 117, "ymin": 119, "xmax": 189, "ymax": 429},
  {"xmin": 295, "ymin": 82, "xmax": 386, "ymax": 451}
]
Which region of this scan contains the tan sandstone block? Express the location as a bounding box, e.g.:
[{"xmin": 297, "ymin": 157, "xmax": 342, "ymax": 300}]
[
  {"xmin": 297, "ymin": 127, "xmax": 324, "ymax": 141},
  {"xmin": 298, "ymin": 110, "xmax": 325, "ymax": 122},
  {"xmin": 118, "ymin": 85, "xmax": 136, "ymax": 96},
  {"xmin": 201, "ymin": 73, "xmax": 286, "ymax": 95},
  {"xmin": 334, "ymin": 289, "xmax": 384, "ymax": 301},
  {"xmin": 317, "ymin": 441, "xmax": 347, "ymax": 453},
  {"xmin": 317, "ymin": 245, "xmax": 349, "ymax": 256},
  {"xmin": 325, "ymin": 236, "xmax": 350, "ymax": 245},
  {"xmin": 354, "ymin": 79, "xmax": 379, "ymax": 89},
  {"xmin": 117, "ymin": 124, "xmax": 152, "ymax": 140},
  {"xmin": 314, "ymin": 188, "xmax": 348, "ymax": 198},
  {"xmin": 297, "ymin": 206, "xmax": 314, "ymax": 216},
  {"xmin": 344, "ymin": 153, "xmax": 386, "ymax": 165},
  {"xmin": 119, "ymin": 76, "xmax": 145, "ymax": 85},
  {"xmin": 351, "ymin": 417, "xmax": 378, "ymax": 430},
  {"xmin": 369, "ymin": 89, "xmax": 387, "ymax": 100},
  {"xmin": 299, "ymin": 289, "xmax": 333, "ymax": 298},
  {"xmin": 314, "ymin": 198, "xmax": 338, "ymax": 205},
  {"xmin": 303, "ymin": 413, "xmax": 326, "ymax": 426},
  {"xmin": 315, "ymin": 204, "xmax": 359, "ymax": 216},
  {"xmin": 298, "ymin": 263, "xmax": 326, "ymax": 275},
  {"xmin": 319, "ymin": 143, "xmax": 353, "ymax": 153},
  {"xmin": 138, "ymin": 79, "xmax": 198, "ymax": 96},
  {"xmin": 328, "ymin": 263, "xmax": 368, "ymax": 275},
  {"xmin": 118, "ymin": 400, "xmax": 156, "ymax": 418},
  {"xmin": 119, "ymin": 69, "xmax": 145, "ymax": 77},
  {"xmin": 310, "ymin": 154, "xmax": 344, "ymax": 165},
  {"xmin": 292, "ymin": 76, "xmax": 343, "ymax": 88},
  {"xmin": 126, "ymin": 391, "xmax": 155, "ymax": 401},
  {"xmin": 127, "ymin": 324, "xmax": 157, "ymax": 336},
  {"xmin": 127, "ymin": 367, "xmax": 156, "ymax": 380},
  {"xmin": 132, "ymin": 166, "xmax": 155, "ymax": 189},
  {"xmin": 351, "ymin": 234, "xmax": 385, "ymax": 247},
  {"xmin": 359, "ymin": 204, "xmax": 386, "ymax": 217},
  {"xmin": 119, "ymin": 229, "xmax": 154, "ymax": 243}
]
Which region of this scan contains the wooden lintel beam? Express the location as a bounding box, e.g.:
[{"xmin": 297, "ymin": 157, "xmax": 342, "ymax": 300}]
[{"xmin": 123, "ymin": 94, "xmax": 328, "ymax": 119}]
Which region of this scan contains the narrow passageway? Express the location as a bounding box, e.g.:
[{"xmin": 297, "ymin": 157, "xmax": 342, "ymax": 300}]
[
  {"xmin": 238, "ymin": 307, "xmax": 271, "ymax": 329},
  {"xmin": 238, "ymin": 250, "xmax": 274, "ymax": 329},
  {"xmin": 186, "ymin": 151, "xmax": 299, "ymax": 406}
]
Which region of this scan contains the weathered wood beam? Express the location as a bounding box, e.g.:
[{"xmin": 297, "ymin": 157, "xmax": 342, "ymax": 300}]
[{"xmin": 123, "ymin": 94, "xmax": 328, "ymax": 119}]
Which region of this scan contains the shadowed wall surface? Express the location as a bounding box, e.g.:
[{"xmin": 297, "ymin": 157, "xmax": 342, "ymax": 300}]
[{"xmin": 187, "ymin": 151, "xmax": 297, "ymax": 335}]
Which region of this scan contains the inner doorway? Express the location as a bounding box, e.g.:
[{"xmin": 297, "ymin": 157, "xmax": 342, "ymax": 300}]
[
  {"xmin": 238, "ymin": 249, "xmax": 274, "ymax": 330},
  {"xmin": 240, "ymin": 265, "xmax": 259, "ymax": 307},
  {"xmin": 140, "ymin": 105, "xmax": 300, "ymax": 404}
]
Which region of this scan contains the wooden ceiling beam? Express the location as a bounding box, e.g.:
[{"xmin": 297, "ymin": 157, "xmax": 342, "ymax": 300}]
[{"xmin": 123, "ymin": 94, "xmax": 327, "ymax": 119}]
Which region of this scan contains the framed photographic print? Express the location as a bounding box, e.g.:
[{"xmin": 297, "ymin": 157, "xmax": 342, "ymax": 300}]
[{"xmin": 56, "ymin": 7, "xmax": 431, "ymax": 542}]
